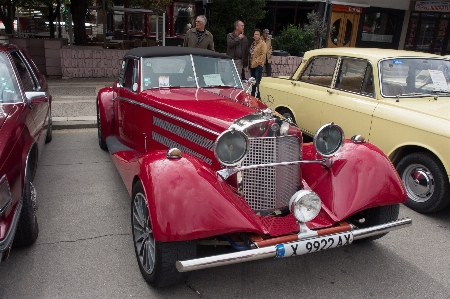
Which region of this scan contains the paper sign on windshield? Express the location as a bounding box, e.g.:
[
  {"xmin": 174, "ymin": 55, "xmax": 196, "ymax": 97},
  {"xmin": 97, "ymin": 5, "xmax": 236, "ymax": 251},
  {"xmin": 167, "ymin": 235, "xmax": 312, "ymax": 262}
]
[
  {"xmin": 428, "ymin": 70, "xmax": 449, "ymax": 91},
  {"xmin": 203, "ymin": 74, "xmax": 224, "ymax": 86},
  {"xmin": 158, "ymin": 76, "xmax": 169, "ymax": 87}
]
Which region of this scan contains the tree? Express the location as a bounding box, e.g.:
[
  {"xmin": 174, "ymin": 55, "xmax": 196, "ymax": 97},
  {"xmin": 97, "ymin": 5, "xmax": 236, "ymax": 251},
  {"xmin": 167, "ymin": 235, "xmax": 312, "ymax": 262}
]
[
  {"xmin": 43, "ymin": 0, "xmax": 62, "ymax": 38},
  {"xmin": 209, "ymin": 0, "xmax": 266, "ymax": 53},
  {"xmin": 0, "ymin": 0, "xmax": 32, "ymax": 35},
  {"xmin": 272, "ymin": 24, "xmax": 315, "ymax": 56},
  {"xmin": 304, "ymin": 10, "xmax": 327, "ymax": 49},
  {"xmin": 69, "ymin": 0, "xmax": 88, "ymax": 45}
]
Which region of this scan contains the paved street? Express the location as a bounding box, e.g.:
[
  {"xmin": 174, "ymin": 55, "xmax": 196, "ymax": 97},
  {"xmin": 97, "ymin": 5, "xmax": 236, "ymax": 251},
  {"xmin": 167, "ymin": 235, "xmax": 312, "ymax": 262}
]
[{"xmin": 0, "ymin": 129, "xmax": 449, "ymax": 299}]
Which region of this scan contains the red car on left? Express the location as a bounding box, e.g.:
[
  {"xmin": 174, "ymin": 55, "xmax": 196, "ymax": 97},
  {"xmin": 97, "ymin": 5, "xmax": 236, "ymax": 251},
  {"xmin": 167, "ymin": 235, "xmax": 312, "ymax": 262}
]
[{"xmin": 0, "ymin": 43, "xmax": 52, "ymax": 261}]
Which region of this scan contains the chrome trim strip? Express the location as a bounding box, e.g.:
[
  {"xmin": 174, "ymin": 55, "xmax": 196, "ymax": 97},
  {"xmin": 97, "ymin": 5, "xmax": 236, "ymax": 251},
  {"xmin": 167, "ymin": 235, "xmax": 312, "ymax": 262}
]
[
  {"xmin": 217, "ymin": 158, "xmax": 329, "ymax": 180},
  {"xmin": 153, "ymin": 116, "xmax": 215, "ymax": 150},
  {"xmin": 176, "ymin": 218, "xmax": 411, "ymax": 272},
  {"xmin": 120, "ymin": 97, "xmax": 219, "ymax": 136},
  {"xmin": 0, "ymin": 198, "xmax": 23, "ymax": 252},
  {"xmin": 153, "ymin": 132, "xmax": 212, "ymax": 165}
]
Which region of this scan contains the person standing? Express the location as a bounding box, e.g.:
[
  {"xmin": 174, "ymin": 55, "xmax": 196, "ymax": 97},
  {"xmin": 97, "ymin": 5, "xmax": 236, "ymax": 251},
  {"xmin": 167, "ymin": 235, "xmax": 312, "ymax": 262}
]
[
  {"xmin": 262, "ymin": 29, "xmax": 272, "ymax": 77},
  {"xmin": 249, "ymin": 28, "xmax": 267, "ymax": 99},
  {"xmin": 227, "ymin": 20, "xmax": 248, "ymax": 79},
  {"xmin": 183, "ymin": 15, "xmax": 214, "ymax": 51}
]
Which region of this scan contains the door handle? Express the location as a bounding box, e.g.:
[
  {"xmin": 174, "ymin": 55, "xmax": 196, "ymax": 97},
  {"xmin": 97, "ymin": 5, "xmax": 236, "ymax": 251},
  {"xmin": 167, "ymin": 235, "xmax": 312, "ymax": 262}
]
[{"xmin": 327, "ymin": 89, "xmax": 338, "ymax": 95}]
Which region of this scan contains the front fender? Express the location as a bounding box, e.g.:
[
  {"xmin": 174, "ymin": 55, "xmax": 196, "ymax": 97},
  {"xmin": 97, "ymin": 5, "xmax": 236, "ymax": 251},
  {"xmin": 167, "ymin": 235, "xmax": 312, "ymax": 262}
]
[
  {"xmin": 97, "ymin": 87, "xmax": 115, "ymax": 139},
  {"xmin": 138, "ymin": 151, "xmax": 266, "ymax": 242},
  {"xmin": 301, "ymin": 141, "xmax": 407, "ymax": 221}
]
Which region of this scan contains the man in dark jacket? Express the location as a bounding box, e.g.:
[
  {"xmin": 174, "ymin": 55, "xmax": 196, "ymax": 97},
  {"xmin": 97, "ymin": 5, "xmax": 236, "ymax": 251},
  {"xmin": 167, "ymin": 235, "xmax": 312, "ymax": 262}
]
[
  {"xmin": 183, "ymin": 15, "xmax": 215, "ymax": 51},
  {"xmin": 227, "ymin": 20, "xmax": 248, "ymax": 79}
]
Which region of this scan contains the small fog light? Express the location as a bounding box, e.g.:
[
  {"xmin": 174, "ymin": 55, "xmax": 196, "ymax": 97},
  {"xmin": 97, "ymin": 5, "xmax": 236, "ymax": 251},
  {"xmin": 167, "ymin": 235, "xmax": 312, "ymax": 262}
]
[{"xmin": 289, "ymin": 190, "xmax": 322, "ymax": 223}]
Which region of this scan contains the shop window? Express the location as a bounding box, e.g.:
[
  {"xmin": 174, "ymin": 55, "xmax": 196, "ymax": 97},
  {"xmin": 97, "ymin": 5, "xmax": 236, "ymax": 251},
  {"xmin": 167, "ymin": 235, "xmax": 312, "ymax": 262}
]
[
  {"xmin": 173, "ymin": 2, "xmax": 195, "ymax": 35},
  {"xmin": 361, "ymin": 12, "xmax": 397, "ymax": 43},
  {"xmin": 129, "ymin": 13, "xmax": 143, "ymax": 32}
]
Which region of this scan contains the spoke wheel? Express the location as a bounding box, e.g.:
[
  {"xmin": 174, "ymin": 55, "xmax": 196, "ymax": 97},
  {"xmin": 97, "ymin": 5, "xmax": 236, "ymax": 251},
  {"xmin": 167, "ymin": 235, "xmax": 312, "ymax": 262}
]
[
  {"xmin": 97, "ymin": 102, "xmax": 107, "ymax": 150},
  {"xmin": 397, "ymin": 152, "xmax": 450, "ymax": 213},
  {"xmin": 131, "ymin": 181, "xmax": 197, "ymax": 287},
  {"xmin": 13, "ymin": 160, "xmax": 39, "ymax": 247},
  {"xmin": 132, "ymin": 189, "xmax": 155, "ymax": 274}
]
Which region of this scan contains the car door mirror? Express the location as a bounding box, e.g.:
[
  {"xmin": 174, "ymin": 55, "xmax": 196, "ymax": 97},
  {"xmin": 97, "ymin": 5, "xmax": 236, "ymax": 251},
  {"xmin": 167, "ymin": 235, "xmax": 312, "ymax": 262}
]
[
  {"xmin": 243, "ymin": 77, "xmax": 256, "ymax": 94},
  {"xmin": 133, "ymin": 83, "xmax": 138, "ymax": 92},
  {"xmin": 25, "ymin": 91, "xmax": 48, "ymax": 106}
]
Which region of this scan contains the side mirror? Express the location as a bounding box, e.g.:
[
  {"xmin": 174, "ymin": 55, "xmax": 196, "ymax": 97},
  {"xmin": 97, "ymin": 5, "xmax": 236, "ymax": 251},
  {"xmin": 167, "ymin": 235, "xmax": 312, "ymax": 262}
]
[
  {"xmin": 25, "ymin": 91, "xmax": 48, "ymax": 107},
  {"xmin": 242, "ymin": 77, "xmax": 256, "ymax": 94}
]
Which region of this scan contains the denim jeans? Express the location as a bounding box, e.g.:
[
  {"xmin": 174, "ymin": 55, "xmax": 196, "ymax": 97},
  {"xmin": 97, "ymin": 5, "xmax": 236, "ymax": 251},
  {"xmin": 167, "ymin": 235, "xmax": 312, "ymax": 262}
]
[{"xmin": 250, "ymin": 65, "xmax": 263, "ymax": 98}]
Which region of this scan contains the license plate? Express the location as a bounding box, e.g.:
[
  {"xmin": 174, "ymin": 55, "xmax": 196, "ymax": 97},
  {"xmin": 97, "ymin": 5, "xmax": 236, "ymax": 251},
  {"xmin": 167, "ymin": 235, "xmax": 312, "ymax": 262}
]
[{"xmin": 275, "ymin": 232, "xmax": 354, "ymax": 258}]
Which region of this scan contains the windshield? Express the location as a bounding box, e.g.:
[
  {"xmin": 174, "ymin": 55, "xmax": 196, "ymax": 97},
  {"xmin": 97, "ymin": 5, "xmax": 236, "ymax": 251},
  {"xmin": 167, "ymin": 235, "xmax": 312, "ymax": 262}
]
[
  {"xmin": 141, "ymin": 55, "xmax": 242, "ymax": 90},
  {"xmin": 380, "ymin": 58, "xmax": 450, "ymax": 97}
]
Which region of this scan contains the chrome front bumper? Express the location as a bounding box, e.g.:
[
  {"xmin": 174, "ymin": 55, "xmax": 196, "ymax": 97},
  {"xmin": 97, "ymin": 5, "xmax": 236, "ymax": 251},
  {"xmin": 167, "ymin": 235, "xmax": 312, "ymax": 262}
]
[{"xmin": 176, "ymin": 218, "xmax": 412, "ymax": 272}]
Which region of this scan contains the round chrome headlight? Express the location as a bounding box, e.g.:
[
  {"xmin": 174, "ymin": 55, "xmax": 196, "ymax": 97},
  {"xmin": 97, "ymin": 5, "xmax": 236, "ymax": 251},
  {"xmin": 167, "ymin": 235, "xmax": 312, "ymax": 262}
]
[
  {"xmin": 289, "ymin": 190, "xmax": 322, "ymax": 223},
  {"xmin": 313, "ymin": 122, "xmax": 345, "ymax": 157},
  {"xmin": 214, "ymin": 129, "xmax": 249, "ymax": 166}
]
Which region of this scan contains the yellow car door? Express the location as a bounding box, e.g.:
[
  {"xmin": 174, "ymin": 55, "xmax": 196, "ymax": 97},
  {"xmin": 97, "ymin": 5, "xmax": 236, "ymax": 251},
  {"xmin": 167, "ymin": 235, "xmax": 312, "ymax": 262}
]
[{"xmin": 320, "ymin": 57, "xmax": 378, "ymax": 140}]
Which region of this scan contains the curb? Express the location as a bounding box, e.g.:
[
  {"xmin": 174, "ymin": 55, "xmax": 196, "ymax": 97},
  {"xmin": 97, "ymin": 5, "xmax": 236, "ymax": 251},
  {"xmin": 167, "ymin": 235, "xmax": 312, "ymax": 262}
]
[{"xmin": 53, "ymin": 120, "xmax": 97, "ymax": 130}]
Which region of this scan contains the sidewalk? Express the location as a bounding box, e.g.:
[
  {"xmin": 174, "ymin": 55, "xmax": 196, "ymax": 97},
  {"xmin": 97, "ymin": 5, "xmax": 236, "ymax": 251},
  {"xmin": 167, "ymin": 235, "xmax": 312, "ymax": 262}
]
[{"xmin": 48, "ymin": 77, "xmax": 114, "ymax": 129}]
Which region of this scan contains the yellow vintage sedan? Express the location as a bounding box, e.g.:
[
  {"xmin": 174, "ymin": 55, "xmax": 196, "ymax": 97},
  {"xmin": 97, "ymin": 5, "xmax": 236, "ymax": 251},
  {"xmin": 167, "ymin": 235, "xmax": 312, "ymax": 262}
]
[{"xmin": 259, "ymin": 48, "xmax": 450, "ymax": 214}]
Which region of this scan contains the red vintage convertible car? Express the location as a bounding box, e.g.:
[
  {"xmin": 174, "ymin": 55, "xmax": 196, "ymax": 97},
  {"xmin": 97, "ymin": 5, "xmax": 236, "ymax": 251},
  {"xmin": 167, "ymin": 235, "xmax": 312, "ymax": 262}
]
[
  {"xmin": 0, "ymin": 43, "xmax": 52, "ymax": 261},
  {"xmin": 97, "ymin": 47, "xmax": 411, "ymax": 287}
]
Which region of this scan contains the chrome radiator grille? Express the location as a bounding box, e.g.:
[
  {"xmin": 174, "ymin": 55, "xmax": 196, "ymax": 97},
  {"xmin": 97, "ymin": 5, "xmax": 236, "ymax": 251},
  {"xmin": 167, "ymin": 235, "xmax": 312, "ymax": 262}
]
[{"xmin": 241, "ymin": 136, "xmax": 300, "ymax": 211}]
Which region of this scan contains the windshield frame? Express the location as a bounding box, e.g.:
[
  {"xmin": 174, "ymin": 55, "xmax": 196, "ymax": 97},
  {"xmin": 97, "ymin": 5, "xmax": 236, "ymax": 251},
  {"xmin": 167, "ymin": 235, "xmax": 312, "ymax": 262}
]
[
  {"xmin": 139, "ymin": 54, "xmax": 243, "ymax": 91},
  {"xmin": 378, "ymin": 56, "xmax": 450, "ymax": 98}
]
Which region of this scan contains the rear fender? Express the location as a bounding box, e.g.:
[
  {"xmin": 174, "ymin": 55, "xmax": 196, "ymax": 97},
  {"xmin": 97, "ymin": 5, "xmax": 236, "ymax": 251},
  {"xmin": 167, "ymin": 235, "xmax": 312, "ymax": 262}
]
[
  {"xmin": 97, "ymin": 87, "xmax": 115, "ymax": 139},
  {"xmin": 301, "ymin": 141, "xmax": 407, "ymax": 221},
  {"xmin": 138, "ymin": 151, "xmax": 266, "ymax": 242}
]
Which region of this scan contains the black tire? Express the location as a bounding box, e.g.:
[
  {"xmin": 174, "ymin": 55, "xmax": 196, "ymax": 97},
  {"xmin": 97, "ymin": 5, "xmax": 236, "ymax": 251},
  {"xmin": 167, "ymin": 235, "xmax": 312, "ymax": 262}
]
[
  {"xmin": 350, "ymin": 204, "xmax": 400, "ymax": 242},
  {"xmin": 97, "ymin": 102, "xmax": 107, "ymax": 151},
  {"xmin": 277, "ymin": 108, "xmax": 296, "ymax": 124},
  {"xmin": 13, "ymin": 162, "xmax": 39, "ymax": 247},
  {"xmin": 131, "ymin": 181, "xmax": 196, "ymax": 287},
  {"xmin": 45, "ymin": 111, "xmax": 52, "ymax": 143},
  {"xmin": 396, "ymin": 152, "xmax": 450, "ymax": 213}
]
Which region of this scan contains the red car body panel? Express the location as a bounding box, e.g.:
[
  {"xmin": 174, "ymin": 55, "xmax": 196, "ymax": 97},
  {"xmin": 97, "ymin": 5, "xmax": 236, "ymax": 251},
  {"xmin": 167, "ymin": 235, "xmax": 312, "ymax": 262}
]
[{"xmin": 0, "ymin": 44, "xmax": 51, "ymax": 260}]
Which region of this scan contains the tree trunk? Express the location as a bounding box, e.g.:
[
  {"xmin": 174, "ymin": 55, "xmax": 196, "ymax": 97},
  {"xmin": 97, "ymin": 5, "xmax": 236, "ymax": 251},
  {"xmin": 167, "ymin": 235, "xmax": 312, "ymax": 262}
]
[
  {"xmin": 48, "ymin": 4, "xmax": 55, "ymax": 38},
  {"xmin": 0, "ymin": 2, "xmax": 16, "ymax": 35},
  {"xmin": 70, "ymin": 0, "xmax": 88, "ymax": 45}
]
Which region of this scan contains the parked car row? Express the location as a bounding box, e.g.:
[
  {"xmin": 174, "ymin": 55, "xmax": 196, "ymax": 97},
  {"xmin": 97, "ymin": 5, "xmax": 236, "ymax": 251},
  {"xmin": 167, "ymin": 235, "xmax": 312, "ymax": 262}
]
[{"xmin": 4, "ymin": 44, "xmax": 448, "ymax": 289}]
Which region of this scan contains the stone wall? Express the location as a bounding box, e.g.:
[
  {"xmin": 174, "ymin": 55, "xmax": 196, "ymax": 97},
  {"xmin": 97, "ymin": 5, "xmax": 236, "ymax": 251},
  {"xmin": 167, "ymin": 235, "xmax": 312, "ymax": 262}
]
[
  {"xmin": 60, "ymin": 46, "xmax": 126, "ymax": 78},
  {"xmin": 5, "ymin": 38, "xmax": 302, "ymax": 79}
]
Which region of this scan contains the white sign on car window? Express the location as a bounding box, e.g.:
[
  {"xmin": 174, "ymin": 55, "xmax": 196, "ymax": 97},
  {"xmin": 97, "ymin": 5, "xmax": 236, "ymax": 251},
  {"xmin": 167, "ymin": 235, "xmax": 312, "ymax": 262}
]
[
  {"xmin": 203, "ymin": 74, "xmax": 224, "ymax": 86},
  {"xmin": 428, "ymin": 70, "xmax": 449, "ymax": 91}
]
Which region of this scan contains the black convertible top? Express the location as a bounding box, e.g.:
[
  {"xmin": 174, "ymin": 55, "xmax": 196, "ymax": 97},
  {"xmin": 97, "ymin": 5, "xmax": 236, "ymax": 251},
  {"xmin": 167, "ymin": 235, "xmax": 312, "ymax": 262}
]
[{"xmin": 124, "ymin": 46, "xmax": 231, "ymax": 59}]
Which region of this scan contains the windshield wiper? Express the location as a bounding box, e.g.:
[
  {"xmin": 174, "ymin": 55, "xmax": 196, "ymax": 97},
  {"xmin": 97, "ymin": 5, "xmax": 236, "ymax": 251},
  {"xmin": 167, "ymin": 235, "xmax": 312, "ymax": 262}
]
[{"xmin": 400, "ymin": 92, "xmax": 425, "ymax": 96}]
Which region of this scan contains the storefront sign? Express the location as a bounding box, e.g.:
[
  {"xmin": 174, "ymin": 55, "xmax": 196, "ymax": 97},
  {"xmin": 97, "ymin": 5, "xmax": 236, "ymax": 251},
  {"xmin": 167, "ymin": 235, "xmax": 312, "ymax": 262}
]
[
  {"xmin": 332, "ymin": 5, "xmax": 363, "ymax": 13},
  {"xmin": 415, "ymin": 1, "xmax": 450, "ymax": 12}
]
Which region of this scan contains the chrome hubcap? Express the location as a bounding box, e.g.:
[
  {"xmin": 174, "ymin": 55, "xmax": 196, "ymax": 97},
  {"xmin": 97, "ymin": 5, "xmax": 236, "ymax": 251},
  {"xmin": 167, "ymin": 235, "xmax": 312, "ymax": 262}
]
[
  {"xmin": 132, "ymin": 192, "xmax": 155, "ymax": 274},
  {"xmin": 30, "ymin": 181, "xmax": 38, "ymax": 215},
  {"xmin": 402, "ymin": 164, "xmax": 435, "ymax": 203}
]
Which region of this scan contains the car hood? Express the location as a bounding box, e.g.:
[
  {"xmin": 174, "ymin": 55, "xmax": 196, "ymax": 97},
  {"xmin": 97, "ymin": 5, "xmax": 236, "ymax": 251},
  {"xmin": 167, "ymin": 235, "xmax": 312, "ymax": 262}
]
[
  {"xmin": 386, "ymin": 97, "xmax": 450, "ymax": 120},
  {"xmin": 140, "ymin": 87, "xmax": 268, "ymax": 133}
]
